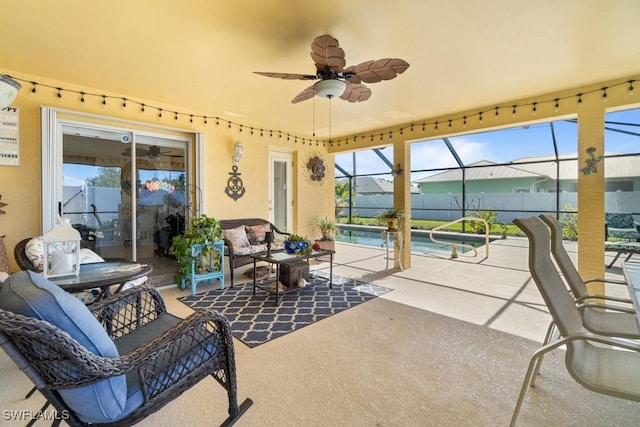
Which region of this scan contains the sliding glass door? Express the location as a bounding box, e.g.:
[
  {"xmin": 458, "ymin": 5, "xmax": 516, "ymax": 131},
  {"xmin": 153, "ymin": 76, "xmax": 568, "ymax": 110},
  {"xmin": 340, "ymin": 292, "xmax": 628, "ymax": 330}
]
[{"xmin": 43, "ymin": 108, "xmax": 196, "ymax": 282}]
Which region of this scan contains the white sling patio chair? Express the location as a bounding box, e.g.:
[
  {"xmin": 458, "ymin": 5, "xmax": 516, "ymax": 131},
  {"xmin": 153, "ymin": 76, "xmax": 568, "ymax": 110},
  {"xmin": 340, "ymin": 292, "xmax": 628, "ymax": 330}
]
[{"xmin": 511, "ymin": 217, "xmax": 640, "ymax": 426}]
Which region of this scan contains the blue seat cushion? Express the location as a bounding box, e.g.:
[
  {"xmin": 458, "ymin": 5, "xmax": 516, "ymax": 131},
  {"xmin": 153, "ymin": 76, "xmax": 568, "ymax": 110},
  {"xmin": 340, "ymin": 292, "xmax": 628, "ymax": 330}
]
[
  {"xmin": 114, "ymin": 312, "xmax": 221, "ymax": 404},
  {"xmin": 0, "ymin": 271, "xmax": 135, "ymax": 423}
]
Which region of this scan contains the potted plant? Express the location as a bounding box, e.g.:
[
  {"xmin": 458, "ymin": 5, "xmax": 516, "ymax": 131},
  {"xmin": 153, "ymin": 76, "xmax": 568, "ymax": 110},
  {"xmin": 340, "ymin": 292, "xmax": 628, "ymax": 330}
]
[
  {"xmin": 284, "ymin": 233, "xmax": 310, "ymax": 255},
  {"xmin": 312, "ymin": 216, "xmax": 339, "ymax": 241},
  {"xmin": 311, "ymin": 216, "xmax": 338, "ymax": 257},
  {"xmin": 375, "ymin": 208, "xmax": 406, "ymax": 231},
  {"xmin": 171, "ymin": 214, "xmax": 223, "ymax": 285}
]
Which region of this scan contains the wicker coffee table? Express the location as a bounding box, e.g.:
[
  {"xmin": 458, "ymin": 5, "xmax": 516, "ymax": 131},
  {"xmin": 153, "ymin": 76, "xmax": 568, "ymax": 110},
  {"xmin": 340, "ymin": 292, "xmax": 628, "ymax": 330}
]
[{"xmin": 249, "ymin": 250, "xmax": 334, "ymax": 304}]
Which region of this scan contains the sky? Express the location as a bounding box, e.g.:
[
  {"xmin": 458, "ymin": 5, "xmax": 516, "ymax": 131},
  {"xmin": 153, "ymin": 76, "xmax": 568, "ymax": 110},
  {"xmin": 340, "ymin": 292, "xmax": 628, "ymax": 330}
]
[{"xmin": 335, "ymin": 107, "xmax": 640, "ymax": 181}]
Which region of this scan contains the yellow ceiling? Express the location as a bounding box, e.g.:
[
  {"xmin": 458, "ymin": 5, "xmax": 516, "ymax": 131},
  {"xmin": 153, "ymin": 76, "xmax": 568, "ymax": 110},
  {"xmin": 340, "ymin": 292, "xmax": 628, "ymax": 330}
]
[{"xmin": 2, "ymin": 0, "xmax": 640, "ymax": 139}]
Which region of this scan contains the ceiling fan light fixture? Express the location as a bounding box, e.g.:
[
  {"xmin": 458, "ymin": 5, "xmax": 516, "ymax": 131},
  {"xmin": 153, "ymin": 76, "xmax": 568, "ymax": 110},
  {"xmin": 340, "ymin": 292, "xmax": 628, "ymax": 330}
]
[{"xmin": 313, "ymin": 79, "xmax": 346, "ymax": 99}]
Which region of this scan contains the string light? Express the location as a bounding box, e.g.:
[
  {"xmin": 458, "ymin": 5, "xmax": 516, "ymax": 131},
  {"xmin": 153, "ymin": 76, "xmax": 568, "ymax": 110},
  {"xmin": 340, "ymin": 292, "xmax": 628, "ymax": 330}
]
[{"xmin": 7, "ymin": 74, "xmax": 638, "ymax": 148}]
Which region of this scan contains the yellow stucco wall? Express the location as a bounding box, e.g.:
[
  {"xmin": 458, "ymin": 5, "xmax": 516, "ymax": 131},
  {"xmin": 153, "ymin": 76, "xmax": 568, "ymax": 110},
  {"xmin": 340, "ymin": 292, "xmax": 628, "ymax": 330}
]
[
  {"xmin": 0, "ymin": 69, "xmax": 334, "ymax": 271},
  {"xmin": 2, "ymin": 67, "xmax": 640, "ymax": 280}
]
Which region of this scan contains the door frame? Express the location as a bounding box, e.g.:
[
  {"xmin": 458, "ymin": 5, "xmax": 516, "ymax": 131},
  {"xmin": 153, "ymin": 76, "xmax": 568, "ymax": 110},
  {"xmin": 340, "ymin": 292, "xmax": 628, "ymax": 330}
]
[
  {"xmin": 41, "ymin": 107, "xmax": 203, "ymax": 233},
  {"xmin": 268, "ymin": 151, "xmax": 293, "ymax": 232}
]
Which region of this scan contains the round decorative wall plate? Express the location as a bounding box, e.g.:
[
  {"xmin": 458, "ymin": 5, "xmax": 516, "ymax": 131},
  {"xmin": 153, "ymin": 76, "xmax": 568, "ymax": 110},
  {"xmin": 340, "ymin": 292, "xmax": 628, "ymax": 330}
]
[{"xmin": 306, "ymin": 155, "xmax": 326, "ymax": 183}]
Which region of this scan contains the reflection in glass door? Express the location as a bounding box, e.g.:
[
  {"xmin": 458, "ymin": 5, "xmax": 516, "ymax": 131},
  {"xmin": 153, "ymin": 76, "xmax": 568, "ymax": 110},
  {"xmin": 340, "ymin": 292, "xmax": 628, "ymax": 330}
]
[{"xmin": 61, "ymin": 125, "xmax": 188, "ymax": 267}]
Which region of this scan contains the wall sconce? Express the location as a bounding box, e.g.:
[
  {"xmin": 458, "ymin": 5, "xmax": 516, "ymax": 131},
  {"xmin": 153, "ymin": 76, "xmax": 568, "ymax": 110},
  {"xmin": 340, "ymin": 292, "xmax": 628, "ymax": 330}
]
[
  {"xmin": 0, "ymin": 75, "xmax": 21, "ymax": 109},
  {"xmin": 232, "ymin": 140, "xmax": 244, "ymax": 166},
  {"xmin": 391, "ymin": 163, "xmax": 404, "ymax": 177}
]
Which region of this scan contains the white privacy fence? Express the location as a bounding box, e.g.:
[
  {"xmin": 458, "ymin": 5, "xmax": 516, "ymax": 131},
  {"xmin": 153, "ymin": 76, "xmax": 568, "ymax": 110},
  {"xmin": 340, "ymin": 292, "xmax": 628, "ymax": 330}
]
[{"xmin": 344, "ymin": 192, "xmax": 640, "ymax": 223}]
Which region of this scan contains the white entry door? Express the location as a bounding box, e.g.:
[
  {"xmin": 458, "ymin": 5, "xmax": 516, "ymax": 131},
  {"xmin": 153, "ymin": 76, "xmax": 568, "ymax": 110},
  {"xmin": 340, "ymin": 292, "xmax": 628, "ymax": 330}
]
[{"xmin": 269, "ymin": 151, "xmax": 292, "ymax": 232}]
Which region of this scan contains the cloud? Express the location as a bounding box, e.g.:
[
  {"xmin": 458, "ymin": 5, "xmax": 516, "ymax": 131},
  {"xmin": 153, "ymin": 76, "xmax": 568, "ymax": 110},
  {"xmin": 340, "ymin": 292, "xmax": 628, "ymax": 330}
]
[{"xmin": 410, "ymin": 137, "xmax": 491, "ymax": 170}]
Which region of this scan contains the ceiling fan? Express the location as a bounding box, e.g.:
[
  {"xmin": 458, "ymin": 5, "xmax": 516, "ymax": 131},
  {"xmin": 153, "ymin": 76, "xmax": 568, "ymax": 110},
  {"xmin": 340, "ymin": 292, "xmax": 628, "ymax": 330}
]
[
  {"xmin": 121, "ymin": 145, "xmax": 183, "ymax": 161},
  {"xmin": 254, "ymin": 34, "xmax": 410, "ymax": 103}
]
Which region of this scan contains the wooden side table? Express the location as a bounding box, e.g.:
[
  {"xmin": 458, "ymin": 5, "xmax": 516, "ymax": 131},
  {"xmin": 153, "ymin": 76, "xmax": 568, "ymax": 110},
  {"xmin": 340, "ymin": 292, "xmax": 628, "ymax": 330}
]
[{"xmin": 383, "ymin": 230, "xmax": 404, "ymax": 271}]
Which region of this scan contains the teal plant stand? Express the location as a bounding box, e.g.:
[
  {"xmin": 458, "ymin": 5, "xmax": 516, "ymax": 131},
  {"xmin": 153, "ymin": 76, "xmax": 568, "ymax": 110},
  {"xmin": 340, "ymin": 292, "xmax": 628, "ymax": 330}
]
[{"xmin": 180, "ymin": 241, "xmax": 225, "ymax": 296}]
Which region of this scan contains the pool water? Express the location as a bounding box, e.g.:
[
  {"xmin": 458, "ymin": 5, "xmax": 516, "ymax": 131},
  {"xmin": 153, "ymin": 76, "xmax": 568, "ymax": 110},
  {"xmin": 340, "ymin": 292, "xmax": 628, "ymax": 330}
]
[{"xmin": 336, "ymin": 226, "xmax": 488, "ymax": 256}]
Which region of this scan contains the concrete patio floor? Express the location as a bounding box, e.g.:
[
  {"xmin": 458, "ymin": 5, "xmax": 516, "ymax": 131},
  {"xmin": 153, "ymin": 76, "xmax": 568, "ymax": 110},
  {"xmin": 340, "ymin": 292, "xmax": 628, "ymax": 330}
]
[
  {"xmin": 162, "ymin": 236, "xmax": 628, "ymax": 343},
  {"xmin": 2, "ymin": 236, "xmax": 638, "ymax": 426}
]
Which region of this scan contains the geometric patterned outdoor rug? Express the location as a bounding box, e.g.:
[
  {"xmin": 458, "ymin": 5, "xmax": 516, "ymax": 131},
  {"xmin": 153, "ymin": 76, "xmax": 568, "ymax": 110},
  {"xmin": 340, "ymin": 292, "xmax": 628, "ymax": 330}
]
[{"xmin": 178, "ymin": 271, "xmax": 392, "ymax": 348}]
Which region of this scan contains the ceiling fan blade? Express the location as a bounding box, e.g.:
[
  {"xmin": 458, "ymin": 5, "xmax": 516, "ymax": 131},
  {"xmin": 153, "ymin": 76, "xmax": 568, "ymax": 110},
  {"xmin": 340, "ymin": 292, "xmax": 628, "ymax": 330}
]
[
  {"xmin": 310, "ymin": 34, "xmax": 346, "ymax": 72},
  {"xmin": 254, "ymin": 71, "xmax": 317, "ymax": 80},
  {"xmin": 340, "ymin": 83, "xmax": 372, "ymax": 103},
  {"xmin": 121, "ymin": 147, "xmax": 150, "ymax": 157},
  {"xmin": 291, "ymin": 85, "xmax": 316, "ymax": 104},
  {"xmin": 344, "ymin": 58, "xmax": 410, "ymax": 84}
]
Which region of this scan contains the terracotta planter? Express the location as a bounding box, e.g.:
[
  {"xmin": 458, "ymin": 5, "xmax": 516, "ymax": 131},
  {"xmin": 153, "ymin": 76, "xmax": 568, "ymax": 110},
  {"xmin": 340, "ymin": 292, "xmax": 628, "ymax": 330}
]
[{"xmin": 386, "ymin": 218, "xmax": 399, "ymax": 231}]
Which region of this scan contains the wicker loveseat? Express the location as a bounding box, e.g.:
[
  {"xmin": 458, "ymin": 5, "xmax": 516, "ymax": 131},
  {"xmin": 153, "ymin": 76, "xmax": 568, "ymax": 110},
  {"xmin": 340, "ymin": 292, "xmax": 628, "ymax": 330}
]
[{"xmin": 219, "ymin": 218, "xmax": 290, "ymax": 287}]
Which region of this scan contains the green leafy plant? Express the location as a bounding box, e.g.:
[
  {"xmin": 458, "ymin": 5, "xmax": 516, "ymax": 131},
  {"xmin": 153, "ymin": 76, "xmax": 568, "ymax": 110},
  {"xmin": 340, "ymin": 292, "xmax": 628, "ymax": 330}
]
[
  {"xmin": 287, "ymin": 233, "xmax": 308, "ymax": 242},
  {"xmin": 311, "ymin": 216, "xmax": 339, "ymax": 241},
  {"xmin": 560, "ymin": 204, "xmax": 578, "ymax": 240},
  {"xmin": 466, "ymin": 208, "xmax": 497, "ymax": 234},
  {"xmin": 375, "ymin": 208, "xmax": 406, "ymax": 230},
  {"xmin": 375, "ymin": 207, "xmax": 406, "ymax": 220},
  {"xmin": 171, "ymin": 214, "xmax": 223, "ymax": 285}
]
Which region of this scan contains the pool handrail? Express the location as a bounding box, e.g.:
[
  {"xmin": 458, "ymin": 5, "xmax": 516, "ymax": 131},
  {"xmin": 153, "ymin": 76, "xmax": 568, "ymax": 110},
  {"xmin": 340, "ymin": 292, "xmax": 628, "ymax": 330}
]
[{"xmin": 429, "ymin": 216, "xmax": 490, "ymax": 258}]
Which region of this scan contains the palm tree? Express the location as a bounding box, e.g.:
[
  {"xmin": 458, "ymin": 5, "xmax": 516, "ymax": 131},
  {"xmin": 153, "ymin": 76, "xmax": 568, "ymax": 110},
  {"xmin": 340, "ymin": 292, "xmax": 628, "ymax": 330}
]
[{"xmin": 335, "ymin": 180, "xmax": 352, "ymax": 218}]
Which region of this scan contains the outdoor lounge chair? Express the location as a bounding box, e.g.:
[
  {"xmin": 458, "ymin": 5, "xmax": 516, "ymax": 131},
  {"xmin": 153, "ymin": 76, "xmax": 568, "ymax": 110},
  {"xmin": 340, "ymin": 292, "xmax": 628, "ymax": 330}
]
[
  {"xmin": 604, "ymin": 213, "xmax": 640, "ymax": 267},
  {"xmin": 0, "ymin": 271, "xmax": 252, "ymax": 426},
  {"xmin": 605, "ymin": 212, "xmax": 640, "ymax": 241},
  {"xmin": 531, "ymin": 215, "xmax": 639, "ymax": 382},
  {"xmin": 511, "ymin": 217, "xmax": 640, "ymax": 426},
  {"xmin": 539, "ymin": 214, "xmax": 633, "ymax": 307}
]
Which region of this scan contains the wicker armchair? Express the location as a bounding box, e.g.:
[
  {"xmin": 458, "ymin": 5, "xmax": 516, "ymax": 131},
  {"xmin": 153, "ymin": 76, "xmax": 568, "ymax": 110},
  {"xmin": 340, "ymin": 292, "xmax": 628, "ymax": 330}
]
[
  {"xmin": 0, "ymin": 273, "xmax": 252, "ymax": 426},
  {"xmin": 13, "ymin": 237, "xmax": 37, "ymax": 271}
]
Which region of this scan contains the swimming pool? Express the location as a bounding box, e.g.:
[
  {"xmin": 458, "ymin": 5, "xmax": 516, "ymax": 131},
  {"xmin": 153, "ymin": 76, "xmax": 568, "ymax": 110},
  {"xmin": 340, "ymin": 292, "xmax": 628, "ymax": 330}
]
[{"xmin": 335, "ymin": 225, "xmax": 492, "ymax": 256}]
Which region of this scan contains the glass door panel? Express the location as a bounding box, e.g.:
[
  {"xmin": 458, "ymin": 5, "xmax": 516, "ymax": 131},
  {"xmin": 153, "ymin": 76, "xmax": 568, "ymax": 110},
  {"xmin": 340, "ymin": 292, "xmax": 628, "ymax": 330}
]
[
  {"xmin": 62, "ymin": 126, "xmax": 133, "ymax": 260},
  {"xmin": 133, "ymin": 135, "xmax": 187, "ymax": 263}
]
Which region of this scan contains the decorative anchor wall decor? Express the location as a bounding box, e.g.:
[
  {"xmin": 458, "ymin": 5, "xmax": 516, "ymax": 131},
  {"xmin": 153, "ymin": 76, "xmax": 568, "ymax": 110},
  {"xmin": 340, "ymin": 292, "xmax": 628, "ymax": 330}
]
[
  {"xmin": 580, "ymin": 146, "xmax": 604, "ymax": 175},
  {"xmin": 225, "ymin": 165, "xmax": 246, "ymax": 201}
]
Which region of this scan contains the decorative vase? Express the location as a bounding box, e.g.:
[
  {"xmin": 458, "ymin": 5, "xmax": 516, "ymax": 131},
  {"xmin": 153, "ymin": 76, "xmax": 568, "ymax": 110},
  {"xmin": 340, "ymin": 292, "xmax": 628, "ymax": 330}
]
[
  {"xmin": 386, "ymin": 218, "xmax": 398, "ymax": 231},
  {"xmin": 284, "ymin": 241, "xmax": 309, "ymax": 254}
]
